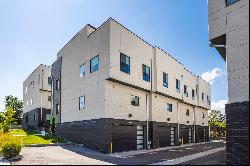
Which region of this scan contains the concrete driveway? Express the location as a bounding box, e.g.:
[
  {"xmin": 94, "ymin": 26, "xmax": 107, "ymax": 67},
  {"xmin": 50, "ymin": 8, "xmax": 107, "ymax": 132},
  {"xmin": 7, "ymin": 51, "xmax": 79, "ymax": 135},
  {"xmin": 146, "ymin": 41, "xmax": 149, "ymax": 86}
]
[
  {"xmin": 11, "ymin": 140, "xmax": 226, "ymax": 165},
  {"xmin": 12, "ymin": 146, "xmax": 113, "ymax": 165}
]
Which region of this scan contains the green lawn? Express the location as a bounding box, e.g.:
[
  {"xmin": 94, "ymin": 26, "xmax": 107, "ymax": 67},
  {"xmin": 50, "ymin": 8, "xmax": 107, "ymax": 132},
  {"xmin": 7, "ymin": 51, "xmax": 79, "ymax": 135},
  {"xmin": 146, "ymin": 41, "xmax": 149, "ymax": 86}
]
[{"xmin": 8, "ymin": 129, "xmax": 65, "ymax": 145}]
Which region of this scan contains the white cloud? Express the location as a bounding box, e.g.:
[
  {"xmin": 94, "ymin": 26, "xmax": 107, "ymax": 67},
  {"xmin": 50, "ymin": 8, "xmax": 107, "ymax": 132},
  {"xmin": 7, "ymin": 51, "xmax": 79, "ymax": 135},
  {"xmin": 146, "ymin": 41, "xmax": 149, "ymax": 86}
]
[
  {"xmin": 211, "ymin": 100, "xmax": 228, "ymax": 114},
  {"xmin": 201, "ymin": 67, "xmax": 222, "ymax": 85}
]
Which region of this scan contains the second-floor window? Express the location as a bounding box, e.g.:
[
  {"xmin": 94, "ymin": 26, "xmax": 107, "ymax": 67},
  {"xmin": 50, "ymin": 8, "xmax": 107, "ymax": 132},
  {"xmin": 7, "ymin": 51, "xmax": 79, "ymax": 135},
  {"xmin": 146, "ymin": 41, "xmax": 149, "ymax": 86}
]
[
  {"xmin": 225, "ymin": 0, "xmax": 239, "ymax": 6},
  {"xmin": 192, "ymin": 89, "xmax": 195, "ymax": 100},
  {"xmin": 184, "ymin": 85, "xmax": 188, "ymax": 97},
  {"xmin": 80, "ymin": 64, "xmax": 85, "ymax": 78},
  {"xmin": 176, "ymin": 79, "xmax": 180, "ymax": 93},
  {"xmin": 207, "ymin": 95, "xmax": 211, "ymax": 105},
  {"xmin": 142, "ymin": 65, "xmax": 150, "ymax": 82},
  {"xmin": 90, "ymin": 55, "xmax": 99, "ymax": 73},
  {"xmin": 79, "ymin": 96, "xmax": 85, "ymax": 110},
  {"xmin": 120, "ymin": 53, "xmax": 130, "ymax": 74},
  {"xmin": 202, "ymin": 112, "xmax": 205, "ymax": 118},
  {"xmin": 25, "ymin": 87, "xmax": 28, "ymax": 94},
  {"xmin": 48, "ymin": 77, "xmax": 52, "ymax": 86},
  {"xmin": 186, "ymin": 109, "xmax": 190, "ymax": 116},
  {"xmin": 163, "ymin": 72, "xmax": 168, "ymax": 88},
  {"xmin": 202, "ymin": 93, "xmax": 205, "ymax": 102},
  {"xmin": 131, "ymin": 96, "xmax": 139, "ymax": 106},
  {"xmin": 166, "ymin": 103, "xmax": 173, "ymax": 112},
  {"xmin": 30, "ymin": 99, "xmax": 33, "ymax": 105}
]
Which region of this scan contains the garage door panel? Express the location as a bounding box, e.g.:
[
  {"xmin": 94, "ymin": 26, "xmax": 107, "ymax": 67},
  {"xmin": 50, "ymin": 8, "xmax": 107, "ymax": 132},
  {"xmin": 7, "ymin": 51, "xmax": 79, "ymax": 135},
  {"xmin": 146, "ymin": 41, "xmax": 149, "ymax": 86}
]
[
  {"xmin": 112, "ymin": 125, "xmax": 137, "ymax": 152},
  {"xmin": 157, "ymin": 126, "xmax": 172, "ymax": 147}
]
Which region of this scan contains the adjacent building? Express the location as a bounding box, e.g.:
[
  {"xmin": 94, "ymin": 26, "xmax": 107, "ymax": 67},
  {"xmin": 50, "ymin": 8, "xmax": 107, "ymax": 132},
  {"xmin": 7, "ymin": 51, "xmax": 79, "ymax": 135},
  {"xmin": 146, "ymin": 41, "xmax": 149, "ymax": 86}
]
[
  {"xmin": 22, "ymin": 64, "xmax": 52, "ymax": 130},
  {"xmin": 208, "ymin": 0, "xmax": 249, "ymax": 165},
  {"xmin": 51, "ymin": 18, "xmax": 211, "ymax": 153}
]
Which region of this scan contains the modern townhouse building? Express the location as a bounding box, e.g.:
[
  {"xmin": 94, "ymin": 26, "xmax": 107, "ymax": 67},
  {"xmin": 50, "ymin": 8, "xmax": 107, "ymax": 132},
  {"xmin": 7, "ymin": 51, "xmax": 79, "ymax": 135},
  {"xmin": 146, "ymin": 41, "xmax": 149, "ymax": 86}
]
[
  {"xmin": 208, "ymin": 0, "xmax": 249, "ymax": 165},
  {"xmin": 23, "ymin": 64, "xmax": 52, "ymax": 130},
  {"xmin": 52, "ymin": 18, "xmax": 211, "ymax": 153}
]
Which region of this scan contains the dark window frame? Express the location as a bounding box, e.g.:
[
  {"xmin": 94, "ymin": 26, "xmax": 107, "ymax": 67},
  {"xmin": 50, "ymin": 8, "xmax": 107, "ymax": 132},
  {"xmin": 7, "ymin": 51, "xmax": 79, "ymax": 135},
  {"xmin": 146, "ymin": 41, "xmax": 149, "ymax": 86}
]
[
  {"xmin": 184, "ymin": 85, "xmax": 188, "ymax": 97},
  {"xmin": 176, "ymin": 79, "xmax": 180, "ymax": 93},
  {"xmin": 186, "ymin": 109, "xmax": 190, "ymax": 116},
  {"xmin": 48, "ymin": 77, "xmax": 52, "ymax": 85},
  {"xmin": 225, "ymin": 0, "xmax": 239, "ymax": 6},
  {"xmin": 56, "ymin": 104, "xmax": 60, "ymax": 114},
  {"xmin": 142, "ymin": 64, "xmax": 150, "ymax": 82},
  {"xmin": 55, "ymin": 80, "xmax": 60, "ymax": 90},
  {"xmin": 90, "ymin": 55, "xmax": 99, "ymax": 73},
  {"xmin": 80, "ymin": 64, "xmax": 85, "ymax": 78},
  {"xmin": 192, "ymin": 89, "xmax": 195, "ymax": 100},
  {"xmin": 120, "ymin": 53, "xmax": 130, "ymax": 74},
  {"xmin": 163, "ymin": 72, "xmax": 168, "ymax": 88},
  {"xmin": 79, "ymin": 96, "xmax": 85, "ymax": 110},
  {"xmin": 131, "ymin": 95, "xmax": 140, "ymax": 106}
]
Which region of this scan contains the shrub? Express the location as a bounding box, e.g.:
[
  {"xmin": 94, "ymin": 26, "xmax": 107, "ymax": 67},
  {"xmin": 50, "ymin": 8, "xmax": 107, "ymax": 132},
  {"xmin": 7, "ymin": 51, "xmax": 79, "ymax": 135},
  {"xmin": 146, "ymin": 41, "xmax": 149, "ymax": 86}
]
[{"xmin": 0, "ymin": 133, "xmax": 22, "ymax": 158}]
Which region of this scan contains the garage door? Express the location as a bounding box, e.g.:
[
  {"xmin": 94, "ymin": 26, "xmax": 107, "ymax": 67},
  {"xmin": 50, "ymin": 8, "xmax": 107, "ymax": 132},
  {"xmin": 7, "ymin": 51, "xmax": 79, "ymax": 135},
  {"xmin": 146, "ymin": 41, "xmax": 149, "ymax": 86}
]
[
  {"xmin": 157, "ymin": 126, "xmax": 174, "ymax": 147},
  {"xmin": 197, "ymin": 128, "xmax": 207, "ymax": 142},
  {"xmin": 181, "ymin": 127, "xmax": 192, "ymax": 144},
  {"xmin": 112, "ymin": 124, "xmax": 137, "ymax": 152}
]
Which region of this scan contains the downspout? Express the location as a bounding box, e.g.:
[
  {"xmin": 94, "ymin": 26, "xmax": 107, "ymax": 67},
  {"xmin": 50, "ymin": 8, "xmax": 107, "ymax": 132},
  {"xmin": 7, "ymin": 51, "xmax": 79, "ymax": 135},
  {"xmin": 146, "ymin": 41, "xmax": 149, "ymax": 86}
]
[
  {"xmin": 177, "ymin": 101, "xmax": 180, "ymax": 145},
  {"xmin": 193, "ymin": 106, "xmax": 196, "ymax": 143},
  {"xmin": 40, "ymin": 69, "xmax": 44, "ymax": 130}
]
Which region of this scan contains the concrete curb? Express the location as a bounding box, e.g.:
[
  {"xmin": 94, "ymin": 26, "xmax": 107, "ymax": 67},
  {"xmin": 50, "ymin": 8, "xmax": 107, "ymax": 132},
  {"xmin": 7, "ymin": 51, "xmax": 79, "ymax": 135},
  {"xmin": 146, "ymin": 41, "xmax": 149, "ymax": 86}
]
[{"xmin": 24, "ymin": 143, "xmax": 72, "ymax": 147}]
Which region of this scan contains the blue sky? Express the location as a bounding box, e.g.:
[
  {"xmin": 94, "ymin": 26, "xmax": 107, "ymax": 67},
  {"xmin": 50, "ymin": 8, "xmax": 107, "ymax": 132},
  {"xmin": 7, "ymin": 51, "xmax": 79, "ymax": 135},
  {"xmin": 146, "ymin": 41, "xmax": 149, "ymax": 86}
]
[{"xmin": 0, "ymin": 0, "xmax": 228, "ymax": 112}]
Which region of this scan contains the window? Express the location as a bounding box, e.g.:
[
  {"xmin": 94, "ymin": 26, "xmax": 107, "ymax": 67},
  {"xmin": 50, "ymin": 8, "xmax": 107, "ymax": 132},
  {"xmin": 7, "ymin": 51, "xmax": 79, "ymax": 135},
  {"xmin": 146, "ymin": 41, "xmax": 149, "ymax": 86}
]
[
  {"xmin": 225, "ymin": 0, "xmax": 239, "ymax": 6},
  {"xmin": 207, "ymin": 96, "xmax": 211, "ymax": 105},
  {"xmin": 90, "ymin": 55, "xmax": 99, "ymax": 73},
  {"xmin": 55, "ymin": 80, "xmax": 60, "ymax": 90},
  {"xmin": 48, "ymin": 96, "xmax": 51, "ymax": 102},
  {"xmin": 25, "ymin": 87, "xmax": 28, "ymax": 94},
  {"xmin": 56, "ymin": 104, "xmax": 60, "ymax": 114},
  {"xmin": 34, "ymin": 114, "xmax": 36, "ymax": 122},
  {"xmin": 120, "ymin": 53, "xmax": 130, "ymax": 74},
  {"xmin": 142, "ymin": 65, "xmax": 150, "ymax": 82},
  {"xmin": 30, "ymin": 99, "xmax": 33, "ymax": 105},
  {"xmin": 192, "ymin": 89, "xmax": 195, "ymax": 100},
  {"xmin": 176, "ymin": 79, "xmax": 180, "ymax": 93},
  {"xmin": 202, "ymin": 93, "xmax": 204, "ymax": 102},
  {"xmin": 163, "ymin": 72, "xmax": 168, "ymax": 88},
  {"xmin": 80, "ymin": 64, "xmax": 85, "ymax": 78},
  {"xmin": 184, "ymin": 85, "xmax": 188, "ymax": 97},
  {"xmin": 131, "ymin": 96, "xmax": 139, "ymax": 106},
  {"xmin": 166, "ymin": 103, "xmax": 173, "ymax": 112},
  {"xmin": 186, "ymin": 109, "xmax": 190, "ymax": 116},
  {"xmin": 26, "ymin": 100, "xmax": 29, "ymax": 106},
  {"xmin": 48, "ymin": 77, "xmax": 52, "ymax": 85},
  {"xmin": 79, "ymin": 96, "xmax": 85, "ymax": 110},
  {"xmin": 202, "ymin": 112, "xmax": 205, "ymax": 118}
]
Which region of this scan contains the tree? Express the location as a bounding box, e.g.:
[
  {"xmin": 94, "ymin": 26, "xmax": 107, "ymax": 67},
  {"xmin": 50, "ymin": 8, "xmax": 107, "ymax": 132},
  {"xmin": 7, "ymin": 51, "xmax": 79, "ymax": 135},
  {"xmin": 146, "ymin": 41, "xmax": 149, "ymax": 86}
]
[
  {"xmin": 5, "ymin": 95, "xmax": 23, "ymax": 125},
  {"xmin": 208, "ymin": 110, "xmax": 226, "ymax": 137},
  {"xmin": 0, "ymin": 106, "xmax": 16, "ymax": 132}
]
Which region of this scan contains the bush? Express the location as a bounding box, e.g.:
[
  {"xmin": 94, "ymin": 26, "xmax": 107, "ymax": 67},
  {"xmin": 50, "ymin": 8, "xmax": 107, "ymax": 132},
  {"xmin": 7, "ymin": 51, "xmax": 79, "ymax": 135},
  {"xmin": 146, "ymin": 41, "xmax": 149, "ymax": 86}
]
[{"xmin": 0, "ymin": 133, "xmax": 22, "ymax": 158}]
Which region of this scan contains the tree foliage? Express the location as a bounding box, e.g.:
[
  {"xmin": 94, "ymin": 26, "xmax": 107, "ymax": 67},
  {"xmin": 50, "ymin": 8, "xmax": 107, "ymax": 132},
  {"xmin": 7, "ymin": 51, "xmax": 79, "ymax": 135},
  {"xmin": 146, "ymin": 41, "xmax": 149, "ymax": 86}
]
[
  {"xmin": 0, "ymin": 106, "xmax": 16, "ymax": 132},
  {"xmin": 5, "ymin": 95, "xmax": 23, "ymax": 125},
  {"xmin": 209, "ymin": 110, "xmax": 226, "ymax": 138}
]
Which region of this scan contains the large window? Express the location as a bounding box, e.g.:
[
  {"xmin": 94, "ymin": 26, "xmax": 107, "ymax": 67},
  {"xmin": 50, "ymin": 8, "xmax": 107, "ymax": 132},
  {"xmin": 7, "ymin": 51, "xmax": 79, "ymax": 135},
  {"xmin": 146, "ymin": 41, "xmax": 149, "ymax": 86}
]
[
  {"xmin": 80, "ymin": 64, "xmax": 85, "ymax": 78},
  {"xmin": 120, "ymin": 53, "xmax": 130, "ymax": 74},
  {"xmin": 184, "ymin": 85, "xmax": 188, "ymax": 97},
  {"xmin": 226, "ymin": 0, "xmax": 239, "ymax": 6},
  {"xmin": 131, "ymin": 96, "xmax": 139, "ymax": 106},
  {"xmin": 90, "ymin": 55, "xmax": 99, "ymax": 73},
  {"xmin": 176, "ymin": 79, "xmax": 180, "ymax": 93},
  {"xmin": 163, "ymin": 72, "xmax": 168, "ymax": 88},
  {"xmin": 79, "ymin": 96, "xmax": 85, "ymax": 110},
  {"xmin": 166, "ymin": 103, "xmax": 173, "ymax": 112},
  {"xmin": 192, "ymin": 89, "xmax": 195, "ymax": 100},
  {"xmin": 142, "ymin": 64, "xmax": 150, "ymax": 82}
]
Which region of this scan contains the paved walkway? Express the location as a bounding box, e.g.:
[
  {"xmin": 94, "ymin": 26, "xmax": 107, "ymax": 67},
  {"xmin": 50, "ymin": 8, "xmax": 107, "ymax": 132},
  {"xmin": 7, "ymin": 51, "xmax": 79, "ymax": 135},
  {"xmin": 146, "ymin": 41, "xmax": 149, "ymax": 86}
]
[{"xmin": 0, "ymin": 157, "xmax": 11, "ymax": 165}]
